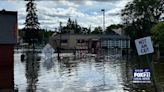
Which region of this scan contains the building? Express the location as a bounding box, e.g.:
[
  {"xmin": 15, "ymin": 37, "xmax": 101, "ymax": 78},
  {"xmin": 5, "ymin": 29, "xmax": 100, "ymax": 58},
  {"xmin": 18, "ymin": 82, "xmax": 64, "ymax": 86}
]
[
  {"xmin": 0, "ymin": 10, "xmax": 18, "ymax": 91},
  {"xmin": 101, "ymin": 35, "xmax": 130, "ymax": 49},
  {"xmin": 49, "ymin": 33, "xmax": 130, "ymax": 52},
  {"xmin": 50, "ymin": 34, "xmax": 99, "ymax": 50}
]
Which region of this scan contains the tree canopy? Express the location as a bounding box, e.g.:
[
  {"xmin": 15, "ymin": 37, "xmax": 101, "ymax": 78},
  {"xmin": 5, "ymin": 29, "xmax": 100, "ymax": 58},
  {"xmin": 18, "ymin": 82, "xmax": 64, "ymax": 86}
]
[
  {"xmin": 24, "ymin": 0, "xmax": 40, "ymax": 29},
  {"xmin": 151, "ymin": 21, "xmax": 164, "ymax": 47},
  {"xmin": 24, "ymin": 0, "xmax": 41, "ymax": 45},
  {"xmin": 19, "ymin": 28, "xmax": 54, "ymax": 45},
  {"xmin": 122, "ymin": 0, "xmax": 164, "ymax": 38},
  {"xmin": 61, "ymin": 18, "xmax": 91, "ymax": 34},
  {"xmin": 91, "ymin": 26, "xmax": 103, "ymax": 34}
]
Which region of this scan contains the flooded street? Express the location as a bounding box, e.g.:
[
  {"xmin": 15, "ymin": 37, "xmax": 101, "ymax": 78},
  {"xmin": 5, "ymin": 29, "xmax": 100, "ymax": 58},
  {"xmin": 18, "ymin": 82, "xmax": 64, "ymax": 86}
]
[{"xmin": 14, "ymin": 50, "xmax": 164, "ymax": 92}]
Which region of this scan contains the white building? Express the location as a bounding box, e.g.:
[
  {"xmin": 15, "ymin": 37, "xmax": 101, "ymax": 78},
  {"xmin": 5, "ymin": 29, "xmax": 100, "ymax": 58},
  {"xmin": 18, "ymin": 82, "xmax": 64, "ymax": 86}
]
[{"xmin": 101, "ymin": 35, "xmax": 130, "ymax": 49}]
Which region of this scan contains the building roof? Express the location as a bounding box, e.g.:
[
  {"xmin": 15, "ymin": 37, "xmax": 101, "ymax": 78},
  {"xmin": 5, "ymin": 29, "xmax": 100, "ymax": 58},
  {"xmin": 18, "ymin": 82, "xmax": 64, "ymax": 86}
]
[
  {"xmin": 51, "ymin": 34, "xmax": 130, "ymax": 40},
  {"xmin": 100, "ymin": 35, "xmax": 130, "ymax": 40},
  {"xmin": 0, "ymin": 9, "xmax": 17, "ymax": 15}
]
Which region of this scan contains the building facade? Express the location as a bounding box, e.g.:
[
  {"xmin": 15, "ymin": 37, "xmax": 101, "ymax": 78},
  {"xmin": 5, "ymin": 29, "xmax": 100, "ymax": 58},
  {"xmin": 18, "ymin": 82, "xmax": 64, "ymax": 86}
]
[
  {"xmin": 0, "ymin": 10, "xmax": 17, "ymax": 91},
  {"xmin": 49, "ymin": 33, "xmax": 130, "ymax": 52},
  {"xmin": 101, "ymin": 35, "xmax": 130, "ymax": 49}
]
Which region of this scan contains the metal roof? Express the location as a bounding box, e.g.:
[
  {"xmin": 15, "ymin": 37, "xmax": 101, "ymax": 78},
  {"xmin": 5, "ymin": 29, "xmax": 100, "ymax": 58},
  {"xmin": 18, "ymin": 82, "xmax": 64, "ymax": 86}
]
[
  {"xmin": 100, "ymin": 35, "xmax": 130, "ymax": 40},
  {"xmin": 52, "ymin": 34, "xmax": 130, "ymax": 40}
]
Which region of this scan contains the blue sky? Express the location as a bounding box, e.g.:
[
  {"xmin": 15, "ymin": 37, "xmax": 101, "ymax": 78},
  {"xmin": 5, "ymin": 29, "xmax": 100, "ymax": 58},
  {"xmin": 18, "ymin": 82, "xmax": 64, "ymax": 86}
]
[{"xmin": 0, "ymin": 0, "xmax": 131, "ymax": 31}]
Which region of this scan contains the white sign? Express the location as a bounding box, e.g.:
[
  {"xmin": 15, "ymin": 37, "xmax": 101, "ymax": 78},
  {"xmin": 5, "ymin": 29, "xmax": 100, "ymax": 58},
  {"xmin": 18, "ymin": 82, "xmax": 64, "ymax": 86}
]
[{"xmin": 135, "ymin": 36, "xmax": 154, "ymax": 55}]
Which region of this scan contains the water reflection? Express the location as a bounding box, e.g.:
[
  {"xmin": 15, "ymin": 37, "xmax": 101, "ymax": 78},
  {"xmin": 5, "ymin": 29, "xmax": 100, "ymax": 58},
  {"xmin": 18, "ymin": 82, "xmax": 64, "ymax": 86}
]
[
  {"xmin": 25, "ymin": 51, "xmax": 40, "ymax": 92},
  {"xmin": 43, "ymin": 58, "xmax": 54, "ymax": 70},
  {"xmin": 14, "ymin": 49, "xmax": 164, "ymax": 92}
]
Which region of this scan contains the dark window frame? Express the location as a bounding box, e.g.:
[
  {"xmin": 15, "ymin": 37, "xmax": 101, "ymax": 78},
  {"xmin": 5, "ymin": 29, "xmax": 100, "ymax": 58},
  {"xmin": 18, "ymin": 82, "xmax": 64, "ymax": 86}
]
[{"xmin": 61, "ymin": 39, "xmax": 68, "ymax": 43}]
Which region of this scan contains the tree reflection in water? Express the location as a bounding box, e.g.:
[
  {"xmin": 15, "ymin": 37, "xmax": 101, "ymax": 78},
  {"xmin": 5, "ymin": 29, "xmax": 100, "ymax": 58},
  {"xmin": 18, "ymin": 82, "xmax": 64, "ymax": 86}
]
[
  {"xmin": 14, "ymin": 48, "xmax": 164, "ymax": 92},
  {"xmin": 25, "ymin": 51, "xmax": 40, "ymax": 92}
]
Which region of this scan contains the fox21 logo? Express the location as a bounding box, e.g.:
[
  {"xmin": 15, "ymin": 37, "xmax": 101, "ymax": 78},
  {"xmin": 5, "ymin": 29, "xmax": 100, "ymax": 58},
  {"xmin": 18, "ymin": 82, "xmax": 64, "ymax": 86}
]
[{"xmin": 133, "ymin": 68, "xmax": 151, "ymax": 83}]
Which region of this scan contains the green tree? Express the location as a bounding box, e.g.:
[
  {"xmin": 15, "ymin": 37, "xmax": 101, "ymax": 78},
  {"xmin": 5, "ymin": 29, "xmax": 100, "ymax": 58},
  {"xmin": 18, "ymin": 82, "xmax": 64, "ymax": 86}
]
[
  {"xmin": 91, "ymin": 26, "xmax": 102, "ymax": 34},
  {"xmin": 62, "ymin": 26, "xmax": 70, "ymax": 34},
  {"xmin": 151, "ymin": 21, "xmax": 164, "ymax": 47},
  {"xmin": 19, "ymin": 28, "xmax": 53, "ymax": 45},
  {"xmin": 121, "ymin": 0, "xmax": 164, "ymax": 38},
  {"xmin": 63, "ymin": 18, "xmax": 82, "ymax": 34},
  {"xmin": 24, "ymin": 0, "xmax": 41, "ymax": 45},
  {"xmin": 87, "ymin": 26, "xmax": 91, "ymax": 34},
  {"xmin": 62, "ymin": 18, "xmax": 91, "ymax": 34}
]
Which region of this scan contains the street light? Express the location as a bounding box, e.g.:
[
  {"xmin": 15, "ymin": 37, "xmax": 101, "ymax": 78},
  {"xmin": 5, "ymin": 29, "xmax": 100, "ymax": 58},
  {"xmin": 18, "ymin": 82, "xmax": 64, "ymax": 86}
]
[{"xmin": 101, "ymin": 9, "xmax": 105, "ymax": 33}]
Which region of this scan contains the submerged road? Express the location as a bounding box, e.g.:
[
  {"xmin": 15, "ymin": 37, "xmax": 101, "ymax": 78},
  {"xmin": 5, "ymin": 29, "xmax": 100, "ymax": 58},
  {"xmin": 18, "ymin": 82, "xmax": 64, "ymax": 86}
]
[{"xmin": 14, "ymin": 50, "xmax": 164, "ymax": 92}]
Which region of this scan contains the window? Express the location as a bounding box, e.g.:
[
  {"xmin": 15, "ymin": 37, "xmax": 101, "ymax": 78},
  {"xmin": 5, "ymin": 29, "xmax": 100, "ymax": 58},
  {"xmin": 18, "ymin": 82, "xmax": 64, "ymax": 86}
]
[
  {"xmin": 101, "ymin": 41, "xmax": 106, "ymax": 46},
  {"xmin": 77, "ymin": 39, "xmax": 85, "ymax": 43},
  {"xmin": 109, "ymin": 40, "xmax": 112, "ymax": 47},
  {"xmin": 76, "ymin": 39, "xmax": 86, "ymax": 46},
  {"xmin": 61, "ymin": 39, "xmax": 68, "ymax": 43},
  {"xmin": 116, "ymin": 40, "xmax": 119, "ymax": 47}
]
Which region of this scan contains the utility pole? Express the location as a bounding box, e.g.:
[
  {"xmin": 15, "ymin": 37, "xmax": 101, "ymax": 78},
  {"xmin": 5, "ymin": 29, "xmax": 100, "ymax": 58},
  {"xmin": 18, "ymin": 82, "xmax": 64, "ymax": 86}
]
[{"xmin": 101, "ymin": 9, "xmax": 105, "ymax": 33}]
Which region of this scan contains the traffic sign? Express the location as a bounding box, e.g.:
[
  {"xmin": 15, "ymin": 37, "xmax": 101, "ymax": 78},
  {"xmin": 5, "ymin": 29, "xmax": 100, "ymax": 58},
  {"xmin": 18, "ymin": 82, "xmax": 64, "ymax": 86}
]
[{"xmin": 135, "ymin": 36, "xmax": 154, "ymax": 55}]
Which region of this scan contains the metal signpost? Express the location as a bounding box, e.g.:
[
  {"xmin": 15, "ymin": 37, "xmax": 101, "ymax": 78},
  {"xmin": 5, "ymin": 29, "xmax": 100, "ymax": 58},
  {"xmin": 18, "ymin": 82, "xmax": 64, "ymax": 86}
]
[{"xmin": 135, "ymin": 36, "xmax": 157, "ymax": 91}]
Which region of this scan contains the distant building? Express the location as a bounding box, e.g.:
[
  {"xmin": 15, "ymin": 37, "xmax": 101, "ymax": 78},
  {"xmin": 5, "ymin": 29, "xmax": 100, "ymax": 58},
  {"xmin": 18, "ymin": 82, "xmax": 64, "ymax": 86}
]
[
  {"xmin": 49, "ymin": 33, "xmax": 130, "ymax": 52},
  {"xmin": 50, "ymin": 34, "xmax": 99, "ymax": 50},
  {"xmin": 101, "ymin": 35, "xmax": 130, "ymax": 49}
]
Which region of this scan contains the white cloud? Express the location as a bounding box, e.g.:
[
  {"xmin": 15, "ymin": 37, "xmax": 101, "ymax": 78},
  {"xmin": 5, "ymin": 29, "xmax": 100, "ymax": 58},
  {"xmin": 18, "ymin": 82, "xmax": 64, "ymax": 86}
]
[
  {"xmin": 85, "ymin": 1, "xmax": 94, "ymax": 6},
  {"xmin": 106, "ymin": 8, "xmax": 121, "ymax": 15},
  {"xmin": 35, "ymin": 5, "xmax": 86, "ymax": 30},
  {"xmin": 0, "ymin": 0, "xmax": 131, "ymax": 31},
  {"xmin": 59, "ymin": 0, "xmax": 79, "ymax": 8},
  {"xmin": 117, "ymin": 0, "xmax": 132, "ymax": 8}
]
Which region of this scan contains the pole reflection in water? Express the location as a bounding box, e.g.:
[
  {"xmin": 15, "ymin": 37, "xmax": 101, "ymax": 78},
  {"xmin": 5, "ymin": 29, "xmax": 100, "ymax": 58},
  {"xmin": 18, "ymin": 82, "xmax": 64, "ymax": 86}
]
[
  {"xmin": 58, "ymin": 57, "xmax": 78, "ymax": 78},
  {"xmin": 25, "ymin": 51, "xmax": 40, "ymax": 92}
]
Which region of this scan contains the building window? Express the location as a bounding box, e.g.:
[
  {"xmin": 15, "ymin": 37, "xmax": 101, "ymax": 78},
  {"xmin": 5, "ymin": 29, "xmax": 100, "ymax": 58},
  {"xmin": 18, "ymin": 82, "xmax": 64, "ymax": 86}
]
[
  {"xmin": 109, "ymin": 40, "xmax": 112, "ymax": 48},
  {"xmin": 122, "ymin": 40, "xmax": 126, "ymax": 48},
  {"xmin": 101, "ymin": 40, "xmax": 106, "ymax": 46},
  {"xmin": 77, "ymin": 39, "xmax": 86, "ymax": 46},
  {"xmin": 116, "ymin": 40, "xmax": 119, "ymax": 47},
  {"xmin": 61, "ymin": 39, "xmax": 68, "ymax": 43},
  {"xmin": 77, "ymin": 39, "xmax": 85, "ymax": 43}
]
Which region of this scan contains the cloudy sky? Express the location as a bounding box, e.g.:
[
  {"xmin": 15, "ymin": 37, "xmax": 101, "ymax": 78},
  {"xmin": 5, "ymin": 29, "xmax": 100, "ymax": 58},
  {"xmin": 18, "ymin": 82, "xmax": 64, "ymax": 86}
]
[{"xmin": 0, "ymin": 0, "xmax": 131, "ymax": 31}]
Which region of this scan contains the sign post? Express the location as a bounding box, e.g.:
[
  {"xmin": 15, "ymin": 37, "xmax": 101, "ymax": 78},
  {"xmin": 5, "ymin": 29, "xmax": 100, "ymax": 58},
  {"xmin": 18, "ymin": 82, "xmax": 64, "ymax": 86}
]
[{"xmin": 135, "ymin": 36, "xmax": 157, "ymax": 91}]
